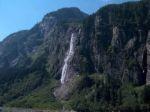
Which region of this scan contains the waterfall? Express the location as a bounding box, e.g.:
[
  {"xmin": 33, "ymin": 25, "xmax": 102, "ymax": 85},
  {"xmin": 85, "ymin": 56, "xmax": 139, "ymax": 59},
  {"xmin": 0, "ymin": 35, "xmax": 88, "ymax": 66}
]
[{"xmin": 61, "ymin": 33, "xmax": 76, "ymax": 84}]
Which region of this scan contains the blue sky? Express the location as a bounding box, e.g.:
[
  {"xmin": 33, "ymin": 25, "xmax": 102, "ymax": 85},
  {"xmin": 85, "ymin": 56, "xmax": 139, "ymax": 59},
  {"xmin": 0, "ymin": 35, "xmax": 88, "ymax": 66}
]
[{"xmin": 0, "ymin": 0, "xmax": 138, "ymax": 41}]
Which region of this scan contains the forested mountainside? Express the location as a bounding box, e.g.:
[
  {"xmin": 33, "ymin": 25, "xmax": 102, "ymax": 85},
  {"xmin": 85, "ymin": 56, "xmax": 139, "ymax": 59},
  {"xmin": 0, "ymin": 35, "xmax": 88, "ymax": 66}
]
[
  {"xmin": 0, "ymin": 7, "xmax": 88, "ymax": 110},
  {"xmin": 0, "ymin": 0, "xmax": 150, "ymax": 112}
]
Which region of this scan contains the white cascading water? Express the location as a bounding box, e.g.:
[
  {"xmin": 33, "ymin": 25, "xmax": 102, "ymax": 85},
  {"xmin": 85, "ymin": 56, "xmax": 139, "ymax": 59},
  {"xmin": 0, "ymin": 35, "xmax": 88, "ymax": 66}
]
[{"xmin": 61, "ymin": 33, "xmax": 76, "ymax": 84}]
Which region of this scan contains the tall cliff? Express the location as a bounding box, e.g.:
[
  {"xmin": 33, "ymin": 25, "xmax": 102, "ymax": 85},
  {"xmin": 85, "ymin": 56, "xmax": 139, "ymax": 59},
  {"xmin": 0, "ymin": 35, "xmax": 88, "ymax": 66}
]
[
  {"xmin": 0, "ymin": 0, "xmax": 150, "ymax": 111},
  {"xmin": 0, "ymin": 7, "xmax": 87, "ymax": 109},
  {"xmin": 73, "ymin": 0, "xmax": 150, "ymax": 85}
]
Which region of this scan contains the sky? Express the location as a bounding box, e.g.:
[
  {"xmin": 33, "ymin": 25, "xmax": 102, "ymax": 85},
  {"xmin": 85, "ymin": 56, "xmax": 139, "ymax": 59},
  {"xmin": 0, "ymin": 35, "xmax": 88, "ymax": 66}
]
[{"xmin": 0, "ymin": 0, "xmax": 139, "ymax": 41}]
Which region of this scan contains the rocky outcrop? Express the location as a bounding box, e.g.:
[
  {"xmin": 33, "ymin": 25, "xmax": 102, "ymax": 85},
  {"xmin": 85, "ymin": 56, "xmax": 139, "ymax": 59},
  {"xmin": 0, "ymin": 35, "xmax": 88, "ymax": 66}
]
[
  {"xmin": 0, "ymin": 0, "xmax": 150, "ymax": 108},
  {"xmin": 54, "ymin": 29, "xmax": 82, "ymax": 99},
  {"xmin": 146, "ymin": 31, "xmax": 150, "ymax": 84},
  {"xmin": 0, "ymin": 8, "xmax": 87, "ymax": 105},
  {"xmin": 61, "ymin": 33, "xmax": 77, "ymax": 84},
  {"xmin": 73, "ymin": 0, "xmax": 150, "ymax": 86},
  {"xmin": 111, "ymin": 26, "xmax": 122, "ymax": 49}
]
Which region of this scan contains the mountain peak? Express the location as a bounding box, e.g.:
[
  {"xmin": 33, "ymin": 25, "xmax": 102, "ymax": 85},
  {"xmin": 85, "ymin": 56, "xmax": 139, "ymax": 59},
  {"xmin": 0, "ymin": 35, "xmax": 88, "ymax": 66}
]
[
  {"xmin": 57, "ymin": 7, "xmax": 82, "ymax": 12},
  {"xmin": 43, "ymin": 7, "xmax": 88, "ymax": 23}
]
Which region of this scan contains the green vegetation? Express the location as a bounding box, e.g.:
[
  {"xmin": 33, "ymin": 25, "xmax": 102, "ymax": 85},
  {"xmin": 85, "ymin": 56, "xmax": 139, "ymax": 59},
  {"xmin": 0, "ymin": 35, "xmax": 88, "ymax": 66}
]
[
  {"xmin": 126, "ymin": 58, "xmax": 137, "ymax": 70},
  {"xmin": 6, "ymin": 80, "xmax": 62, "ymax": 110},
  {"xmin": 0, "ymin": 0, "xmax": 150, "ymax": 111},
  {"xmin": 1, "ymin": 73, "xmax": 149, "ymax": 111},
  {"xmin": 62, "ymin": 74, "xmax": 150, "ymax": 112}
]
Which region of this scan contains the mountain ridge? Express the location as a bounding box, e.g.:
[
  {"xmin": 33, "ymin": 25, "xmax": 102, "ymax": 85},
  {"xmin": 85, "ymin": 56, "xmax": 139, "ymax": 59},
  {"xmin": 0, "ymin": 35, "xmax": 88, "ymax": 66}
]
[
  {"xmin": 0, "ymin": 0, "xmax": 150, "ymax": 111},
  {"xmin": 0, "ymin": 8, "xmax": 87, "ymax": 108}
]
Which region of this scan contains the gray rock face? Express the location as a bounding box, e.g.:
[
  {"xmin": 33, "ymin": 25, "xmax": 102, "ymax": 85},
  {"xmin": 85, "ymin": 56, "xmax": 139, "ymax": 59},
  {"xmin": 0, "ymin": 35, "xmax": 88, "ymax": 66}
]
[
  {"xmin": 125, "ymin": 38, "xmax": 136, "ymax": 50},
  {"xmin": 0, "ymin": 0, "xmax": 149, "ymax": 108},
  {"xmin": 54, "ymin": 29, "xmax": 82, "ymax": 99},
  {"xmin": 111, "ymin": 26, "xmax": 121, "ymax": 48},
  {"xmin": 54, "ymin": 75, "xmax": 77, "ymax": 100},
  {"xmin": 72, "ymin": 0, "xmax": 150, "ymax": 86},
  {"xmin": 39, "ymin": 16, "xmax": 57, "ymax": 38},
  {"xmin": 0, "ymin": 7, "xmax": 88, "ymax": 105},
  {"xmin": 61, "ymin": 33, "xmax": 77, "ymax": 84},
  {"xmin": 146, "ymin": 31, "xmax": 150, "ymax": 85}
]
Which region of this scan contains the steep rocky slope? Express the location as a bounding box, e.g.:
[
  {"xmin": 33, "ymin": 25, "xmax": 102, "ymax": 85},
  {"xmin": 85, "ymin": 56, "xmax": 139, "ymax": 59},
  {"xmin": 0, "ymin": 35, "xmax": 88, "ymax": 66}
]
[
  {"xmin": 0, "ymin": 7, "xmax": 87, "ymax": 108},
  {"xmin": 72, "ymin": 0, "xmax": 150, "ymax": 86},
  {"xmin": 0, "ymin": 0, "xmax": 150, "ymax": 111},
  {"xmin": 62, "ymin": 1, "xmax": 150, "ymax": 111}
]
